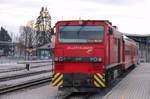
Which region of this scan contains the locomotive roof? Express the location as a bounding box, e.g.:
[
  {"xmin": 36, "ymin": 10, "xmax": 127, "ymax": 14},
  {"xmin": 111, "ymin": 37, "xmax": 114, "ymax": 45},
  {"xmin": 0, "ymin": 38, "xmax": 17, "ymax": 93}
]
[{"xmin": 56, "ymin": 20, "xmax": 112, "ymax": 25}]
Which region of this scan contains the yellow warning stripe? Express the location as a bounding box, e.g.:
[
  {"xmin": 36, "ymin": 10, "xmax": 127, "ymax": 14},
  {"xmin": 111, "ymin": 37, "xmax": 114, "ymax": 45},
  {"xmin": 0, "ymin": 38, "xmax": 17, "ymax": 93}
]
[
  {"xmin": 94, "ymin": 81, "xmax": 101, "ymax": 87},
  {"xmin": 52, "ymin": 74, "xmax": 63, "ymax": 86},
  {"xmin": 94, "ymin": 75, "xmax": 105, "ymax": 87},
  {"xmin": 93, "ymin": 73, "xmax": 106, "ymax": 88},
  {"xmin": 52, "ymin": 73, "xmax": 61, "ymax": 82},
  {"xmin": 97, "ymin": 73, "xmax": 105, "ymax": 82},
  {"xmin": 57, "ymin": 80, "xmax": 63, "ymax": 87},
  {"xmin": 53, "ymin": 74, "xmax": 63, "ymax": 85},
  {"xmin": 54, "ymin": 73, "xmax": 60, "ymax": 78}
]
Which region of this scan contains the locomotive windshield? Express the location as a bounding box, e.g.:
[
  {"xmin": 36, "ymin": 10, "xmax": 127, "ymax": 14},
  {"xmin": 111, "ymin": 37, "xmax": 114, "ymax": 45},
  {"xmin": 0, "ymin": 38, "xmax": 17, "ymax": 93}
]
[{"xmin": 59, "ymin": 26, "xmax": 104, "ymax": 43}]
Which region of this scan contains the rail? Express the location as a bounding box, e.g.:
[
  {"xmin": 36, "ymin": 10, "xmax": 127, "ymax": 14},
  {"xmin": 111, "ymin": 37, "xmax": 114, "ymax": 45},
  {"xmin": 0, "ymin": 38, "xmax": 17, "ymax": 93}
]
[
  {"xmin": 17, "ymin": 60, "xmax": 52, "ymax": 64},
  {"xmin": 0, "ymin": 76, "xmax": 52, "ymax": 94},
  {"xmin": 57, "ymin": 92, "xmax": 96, "ymax": 99},
  {"xmin": 0, "ymin": 69, "xmax": 52, "ymax": 82},
  {"xmin": 17, "ymin": 60, "xmax": 53, "ymax": 71},
  {"xmin": 0, "ymin": 63, "xmax": 51, "ymax": 73}
]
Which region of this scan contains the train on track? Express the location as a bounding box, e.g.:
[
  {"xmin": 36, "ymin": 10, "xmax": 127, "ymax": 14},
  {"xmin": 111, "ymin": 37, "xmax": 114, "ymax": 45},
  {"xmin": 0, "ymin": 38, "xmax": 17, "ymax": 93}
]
[{"xmin": 52, "ymin": 20, "xmax": 140, "ymax": 92}]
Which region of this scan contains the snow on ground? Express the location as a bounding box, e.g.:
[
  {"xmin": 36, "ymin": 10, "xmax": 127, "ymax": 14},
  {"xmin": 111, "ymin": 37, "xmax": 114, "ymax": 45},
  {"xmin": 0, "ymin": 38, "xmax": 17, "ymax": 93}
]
[
  {"xmin": 0, "ymin": 57, "xmax": 23, "ymax": 64},
  {"xmin": 0, "ymin": 66, "xmax": 52, "ymax": 78},
  {"xmin": 0, "ymin": 62, "xmax": 52, "ymax": 72},
  {"xmin": 0, "ymin": 72, "xmax": 51, "ymax": 87},
  {"xmin": 0, "ymin": 84, "xmax": 58, "ymax": 99}
]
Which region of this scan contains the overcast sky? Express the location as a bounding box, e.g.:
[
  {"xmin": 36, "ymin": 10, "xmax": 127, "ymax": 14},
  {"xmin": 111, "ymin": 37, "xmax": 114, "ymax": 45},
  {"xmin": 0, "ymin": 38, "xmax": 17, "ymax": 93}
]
[{"xmin": 0, "ymin": 0, "xmax": 150, "ymax": 37}]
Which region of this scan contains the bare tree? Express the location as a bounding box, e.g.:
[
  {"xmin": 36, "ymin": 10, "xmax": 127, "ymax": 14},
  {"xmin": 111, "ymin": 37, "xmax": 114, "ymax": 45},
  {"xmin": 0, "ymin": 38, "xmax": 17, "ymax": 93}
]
[{"xmin": 19, "ymin": 26, "xmax": 36, "ymax": 60}]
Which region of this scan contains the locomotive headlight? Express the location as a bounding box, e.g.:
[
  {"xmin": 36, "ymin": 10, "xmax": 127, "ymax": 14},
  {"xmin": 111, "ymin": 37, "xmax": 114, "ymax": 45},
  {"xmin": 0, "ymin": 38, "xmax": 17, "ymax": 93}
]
[
  {"xmin": 90, "ymin": 57, "xmax": 102, "ymax": 62},
  {"xmin": 98, "ymin": 57, "xmax": 102, "ymax": 62},
  {"xmin": 59, "ymin": 57, "xmax": 64, "ymax": 62},
  {"xmin": 54, "ymin": 57, "xmax": 59, "ymax": 61},
  {"xmin": 90, "ymin": 57, "xmax": 97, "ymax": 62},
  {"xmin": 54, "ymin": 57, "xmax": 64, "ymax": 62}
]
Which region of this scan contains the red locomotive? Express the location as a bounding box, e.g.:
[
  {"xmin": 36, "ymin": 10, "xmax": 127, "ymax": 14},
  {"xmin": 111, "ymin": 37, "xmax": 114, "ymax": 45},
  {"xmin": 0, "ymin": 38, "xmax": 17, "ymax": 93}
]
[{"xmin": 52, "ymin": 20, "xmax": 139, "ymax": 92}]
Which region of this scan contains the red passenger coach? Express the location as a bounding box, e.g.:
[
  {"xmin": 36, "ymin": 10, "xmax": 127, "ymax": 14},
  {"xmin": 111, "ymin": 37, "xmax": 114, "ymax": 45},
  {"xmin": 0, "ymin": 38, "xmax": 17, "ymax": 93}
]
[
  {"xmin": 122, "ymin": 36, "xmax": 138, "ymax": 70},
  {"xmin": 52, "ymin": 20, "xmax": 138, "ymax": 92}
]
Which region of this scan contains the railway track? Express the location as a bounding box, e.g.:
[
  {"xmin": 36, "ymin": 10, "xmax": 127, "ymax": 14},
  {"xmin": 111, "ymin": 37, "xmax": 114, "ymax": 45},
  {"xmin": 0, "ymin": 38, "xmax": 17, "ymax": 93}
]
[
  {"xmin": 81, "ymin": 93, "xmax": 96, "ymax": 99},
  {"xmin": 0, "ymin": 69, "xmax": 52, "ymax": 82},
  {"xmin": 56, "ymin": 92, "xmax": 96, "ymax": 99},
  {"xmin": 0, "ymin": 76, "xmax": 52, "ymax": 94},
  {"xmin": 0, "ymin": 64, "xmax": 51, "ymax": 73}
]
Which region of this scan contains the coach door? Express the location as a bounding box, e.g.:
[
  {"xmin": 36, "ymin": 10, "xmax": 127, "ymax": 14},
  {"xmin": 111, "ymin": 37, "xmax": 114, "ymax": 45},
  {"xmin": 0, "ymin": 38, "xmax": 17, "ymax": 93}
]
[{"xmin": 118, "ymin": 38, "xmax": 121, "ymax": 63}]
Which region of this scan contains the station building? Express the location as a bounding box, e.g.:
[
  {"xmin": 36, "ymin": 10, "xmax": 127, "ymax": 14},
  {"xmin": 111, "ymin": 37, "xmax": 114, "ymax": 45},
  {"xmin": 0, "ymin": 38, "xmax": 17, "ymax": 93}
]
[
  {"xmin": 126, "ymin": 34, "xmax": 150, "ymax": 62},
  {"xmin": 36, "ymin": 43, "xmax": 54, "ymax": 60}
]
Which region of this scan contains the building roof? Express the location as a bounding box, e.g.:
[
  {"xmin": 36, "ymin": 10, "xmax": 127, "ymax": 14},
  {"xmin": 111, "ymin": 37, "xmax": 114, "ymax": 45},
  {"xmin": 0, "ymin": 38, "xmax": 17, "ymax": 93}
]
[
  {"xmin": 125, "ymin": 33, "xmax": 150, "ymax": 37},
  {"xmin": 125, "ymin": 33, "xmax": 150, "ymax": 43}
]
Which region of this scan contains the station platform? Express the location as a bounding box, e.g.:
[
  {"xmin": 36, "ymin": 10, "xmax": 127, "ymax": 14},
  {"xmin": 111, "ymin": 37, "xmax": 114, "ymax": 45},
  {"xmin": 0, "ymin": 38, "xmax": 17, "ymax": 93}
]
[{"xmin": 103, "ymin": 63, "xmax": 150, "ymax": 99}]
